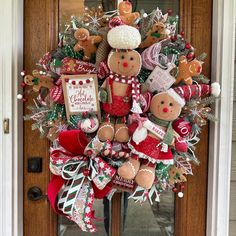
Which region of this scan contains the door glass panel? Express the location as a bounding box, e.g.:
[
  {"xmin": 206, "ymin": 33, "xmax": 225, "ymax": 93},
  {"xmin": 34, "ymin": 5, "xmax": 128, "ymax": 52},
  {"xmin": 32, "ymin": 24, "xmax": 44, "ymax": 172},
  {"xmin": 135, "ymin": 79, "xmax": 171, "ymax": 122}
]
[
  {"xmin": 58, "ymin": 0, "xmax": 179, "ymax": 235},
  {"xmin": 122, "ymin": 191, "xmax": 175, "ymax": 236},
  {"xmin": 58, "ymin": 199, "xmax": 109, "ymax": 236}
]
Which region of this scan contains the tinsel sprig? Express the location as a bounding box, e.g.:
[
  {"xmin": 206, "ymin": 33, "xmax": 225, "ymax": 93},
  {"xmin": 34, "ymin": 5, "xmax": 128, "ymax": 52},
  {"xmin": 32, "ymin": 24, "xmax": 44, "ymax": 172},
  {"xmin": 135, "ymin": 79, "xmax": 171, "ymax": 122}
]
[
  {"xmin": 139, "ymin": 9, "xmax": 157, "ymax": 40},
  {"xmin": 71, "ymin": 16, "xmax": 100, "ymax": 36},
  {"xmin": 192, "ymin": 75, "xmax": 210, "ymax": 84},
  {"xmin": 199, "ymin": 96, "xmax": 218, "ymax": 106},
  {"xmin": 196, "ymin": 52, "xmax": 207, "ymax": 62}
]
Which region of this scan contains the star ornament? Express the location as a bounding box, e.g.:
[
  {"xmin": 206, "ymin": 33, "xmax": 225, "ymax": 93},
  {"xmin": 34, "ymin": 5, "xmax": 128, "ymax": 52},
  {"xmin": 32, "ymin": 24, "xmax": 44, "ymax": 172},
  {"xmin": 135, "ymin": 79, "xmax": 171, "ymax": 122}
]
[
  {"xmin": 182, "ymin": 100, "xmax": 212, "ymax": 127},
  {"xmin": 82, "ymin": 4, "xmax": 106, "ymax": 28}
]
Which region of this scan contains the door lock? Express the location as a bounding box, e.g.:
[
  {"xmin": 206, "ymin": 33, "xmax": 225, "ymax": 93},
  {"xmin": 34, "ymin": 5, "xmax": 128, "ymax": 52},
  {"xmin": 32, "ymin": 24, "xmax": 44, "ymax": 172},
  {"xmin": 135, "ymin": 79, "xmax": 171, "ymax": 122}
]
[
  {"xmin": 27, "ymin": 187, "xmax": 47, "ymax": 201},
  {"xmin": 3, "ymin": 118, "xmax": 10, "ymax": 134}
]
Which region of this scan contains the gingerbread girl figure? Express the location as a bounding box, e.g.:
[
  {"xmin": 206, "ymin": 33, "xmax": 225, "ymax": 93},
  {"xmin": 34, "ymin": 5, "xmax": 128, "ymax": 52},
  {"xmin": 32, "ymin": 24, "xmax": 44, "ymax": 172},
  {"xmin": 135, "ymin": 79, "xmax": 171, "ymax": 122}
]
[
  {"xmin": 118, "ymin": 83, "xmax": 221, "ymax": 190},
  {"xmin": 74, "ymin": 28, "xmax": 102, "ymax": 61},
  {"xmin": 97, "ymin": 24, "xmax": 142, "ymax": 143}
]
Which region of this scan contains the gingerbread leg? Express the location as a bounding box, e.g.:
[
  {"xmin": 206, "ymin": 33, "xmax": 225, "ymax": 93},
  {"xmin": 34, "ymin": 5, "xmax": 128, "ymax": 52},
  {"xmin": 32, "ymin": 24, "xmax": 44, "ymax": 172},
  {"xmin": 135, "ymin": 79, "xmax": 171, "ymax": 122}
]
[
  {"xmin": 114, "ymin": 118, "xmax": 129, "ymax": 143},
  {"xmin": 135, "ymin": 162, "xmax": 156, "ymax": 190},
  {"xmin": 117, "ymin": 155, "xmax": 140, "ymax": 180},
  {"xmin": 183, "ymin": 77, "xmax": 193, "ymax": 85},
  {"xmin": 97, "ymin": 122, "xmax": 115, "ymax": 141}
]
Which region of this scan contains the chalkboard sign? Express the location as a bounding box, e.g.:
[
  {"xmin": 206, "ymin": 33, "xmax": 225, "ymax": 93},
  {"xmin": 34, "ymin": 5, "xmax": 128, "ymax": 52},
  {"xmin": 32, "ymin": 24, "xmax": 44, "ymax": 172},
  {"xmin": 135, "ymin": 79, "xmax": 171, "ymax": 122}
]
[{"xmin": 61, "ymin": 74, "xmax": 100, "ymax": 120}]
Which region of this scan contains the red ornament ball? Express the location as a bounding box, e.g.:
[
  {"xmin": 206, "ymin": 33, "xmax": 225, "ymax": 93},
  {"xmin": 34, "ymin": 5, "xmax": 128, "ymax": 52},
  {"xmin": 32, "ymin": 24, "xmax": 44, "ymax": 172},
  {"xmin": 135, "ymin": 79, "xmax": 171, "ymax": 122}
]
[
  {"xmin": 86, "ymin": 150, "xmax": 93, "ymax": 156},
  {"xmin": 86, "ymin": 79, "xmax": 90, "ymax": 84},
  {"xmin": 172, "ymin": 187, "xmax": 177, "ymax": 193},
  {"xmin": 171, "ymin": 35, "xmax": 177, "ymax": 41},
  {"xmin": 83, "ymin": 168, "xmax": 90, "ymax": 177},
  {"xmin": 79, "ymin": 81, "xmax": 83, "ymax": 85},
  {"xmin": 173, "ymin": 118, "xmax": 192, "ymax": 137},
  {"xmin": 187, "ymin": 52, "xmax": 195, "ymax": 60},
  {"xmin": 185, "ymin": 43, "xmax": 191, "ymax": 49},
  {"xmin": 20, "ymin": 82, "xmax": 26, "ymax": 87},
  {"xmin": 167, "ymin": 9, "xmax": 173, "ymax": 16},
  {"xmin": 72, "ymin": 81, "xmax": 76, "ymax": 85},
  {"xmin": 22, "ymin": 98, "xmax": 28, "ymax": 102}
]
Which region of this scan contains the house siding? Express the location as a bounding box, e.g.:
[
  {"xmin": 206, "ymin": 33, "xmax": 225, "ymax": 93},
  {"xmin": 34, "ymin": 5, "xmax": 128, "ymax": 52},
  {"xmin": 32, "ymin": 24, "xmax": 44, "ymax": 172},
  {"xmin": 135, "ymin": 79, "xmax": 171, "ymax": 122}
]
[{"xmin": 229, "ymin": 21, "xmax": 236, "ymax": 236}]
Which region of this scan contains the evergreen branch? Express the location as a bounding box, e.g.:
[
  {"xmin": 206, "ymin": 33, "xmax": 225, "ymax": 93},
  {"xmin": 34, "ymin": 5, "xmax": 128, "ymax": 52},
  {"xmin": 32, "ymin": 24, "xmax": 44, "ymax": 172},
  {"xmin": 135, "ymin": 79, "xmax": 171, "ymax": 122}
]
[{"xmin": 192, "ymin": 75, "xmax": 210, "ymax": 84}]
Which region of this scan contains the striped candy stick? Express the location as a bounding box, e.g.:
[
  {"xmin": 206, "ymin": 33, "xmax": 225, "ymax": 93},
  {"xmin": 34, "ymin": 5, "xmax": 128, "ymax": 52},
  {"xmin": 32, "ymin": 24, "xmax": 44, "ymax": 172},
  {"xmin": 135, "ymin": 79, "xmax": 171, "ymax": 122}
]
[
  {"xmin": 61, "ymin": 160, "xmax": 88, "ymax": 215},
  {"xmin": 58, "ymin": 180, "xmax": 72, "ymax": 211},
  {"xmin": 71, "ymin": 180, "xmax": 96, "ymax": 232}
]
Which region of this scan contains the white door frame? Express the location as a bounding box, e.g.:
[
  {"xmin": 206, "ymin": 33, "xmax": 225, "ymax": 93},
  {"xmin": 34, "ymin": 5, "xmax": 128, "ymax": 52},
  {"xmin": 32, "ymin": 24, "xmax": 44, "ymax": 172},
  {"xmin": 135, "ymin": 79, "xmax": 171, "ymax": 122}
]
[
  {"xmin": 0, "ymin": 0, "xmax": 235, "ymax": 236},
  {"xmin": 207, "ymin": 0, "xmax": 236, "ymax": 235}
]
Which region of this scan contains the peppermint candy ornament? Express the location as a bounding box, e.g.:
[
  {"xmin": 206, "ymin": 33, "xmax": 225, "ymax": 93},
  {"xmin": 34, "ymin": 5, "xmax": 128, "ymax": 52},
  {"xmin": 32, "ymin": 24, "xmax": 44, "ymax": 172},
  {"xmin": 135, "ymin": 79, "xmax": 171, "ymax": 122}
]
[
  {"xmin": 79, "ymin": 116, "xmax": 99, "ymax": 133},
  {"xmin": 49, "ymin": 85, "xmax": 64, "ymax": 104}
]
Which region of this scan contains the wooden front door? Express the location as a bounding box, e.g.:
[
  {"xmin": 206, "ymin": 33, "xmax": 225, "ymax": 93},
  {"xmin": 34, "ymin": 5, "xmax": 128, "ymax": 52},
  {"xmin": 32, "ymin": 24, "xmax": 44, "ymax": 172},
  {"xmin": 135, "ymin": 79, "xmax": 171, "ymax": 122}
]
[{"xmin": 23, "ymin": 0, "xmax": 212, "ymax": 235}]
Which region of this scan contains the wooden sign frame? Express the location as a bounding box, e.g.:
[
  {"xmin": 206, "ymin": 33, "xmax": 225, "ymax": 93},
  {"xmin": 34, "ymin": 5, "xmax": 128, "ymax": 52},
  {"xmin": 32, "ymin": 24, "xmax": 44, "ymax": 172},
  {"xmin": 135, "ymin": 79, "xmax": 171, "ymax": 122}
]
[{"xmin": 61, "ymin": 74, "xmax": 101, "ymax": 120}]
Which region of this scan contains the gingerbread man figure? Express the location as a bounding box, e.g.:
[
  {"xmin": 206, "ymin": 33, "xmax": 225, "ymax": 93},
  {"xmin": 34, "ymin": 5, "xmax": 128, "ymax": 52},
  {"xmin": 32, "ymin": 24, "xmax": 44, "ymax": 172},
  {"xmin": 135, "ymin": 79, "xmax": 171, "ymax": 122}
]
[
  {"xmin": 174, "ymin": 55, "xmax": 202, "ymax": 85},
  {"xmin": 24, "ymin": 70, "xmax": 54, "ymax": 92},
  {"xmin": 73, "ymin": 28, "xmax": 102, "ymax": 61},
  {"xmin": 115, "ymin": 1, "xmax": 140, "ymax": 26},
  {"xmin": 168, "ymin": 165, "xmax": 187, "ymax": 186},
  {"xmin": 140, "ymin": 22, "xmax": 170, "ymax": 49}
]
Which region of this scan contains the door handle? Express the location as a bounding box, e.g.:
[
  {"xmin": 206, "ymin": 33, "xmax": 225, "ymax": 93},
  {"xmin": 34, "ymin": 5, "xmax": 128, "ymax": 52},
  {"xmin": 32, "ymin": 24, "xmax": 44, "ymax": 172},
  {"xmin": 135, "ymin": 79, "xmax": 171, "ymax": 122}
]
[
  {"xmin": 3, "ymin": 118, "xmax": 10, "ymax": 134},
  {"xmin": 27, "ymin": 186, "xmax": 47, "ymax": 201}
]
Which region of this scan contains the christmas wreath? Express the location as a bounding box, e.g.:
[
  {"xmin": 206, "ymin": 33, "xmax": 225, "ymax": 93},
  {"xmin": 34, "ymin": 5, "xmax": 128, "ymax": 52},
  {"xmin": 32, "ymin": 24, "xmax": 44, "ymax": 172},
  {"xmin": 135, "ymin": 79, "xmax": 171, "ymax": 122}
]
[{"xmin": 18, "ymin": 1, "xmax": 221, "ymax": 233}]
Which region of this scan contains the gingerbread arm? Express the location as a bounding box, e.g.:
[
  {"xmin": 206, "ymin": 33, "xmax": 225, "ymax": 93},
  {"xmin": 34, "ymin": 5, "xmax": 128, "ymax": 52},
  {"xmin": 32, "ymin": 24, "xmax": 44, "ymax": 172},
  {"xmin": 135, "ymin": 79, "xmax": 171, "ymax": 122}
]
[
  {"xmin": 178, "ymin": 55, "xmax": 188, "ymax": 65},
  {"xmin": 98, "ymin": 80, "xmax": 108, "ymax": 103},
  {"xmin": 74, "ymin": 43, "xmax": 83, "ymax": 52},
  {"xmin": 91, "ymin": 35, "xmax": 102, "ymax": 44}
]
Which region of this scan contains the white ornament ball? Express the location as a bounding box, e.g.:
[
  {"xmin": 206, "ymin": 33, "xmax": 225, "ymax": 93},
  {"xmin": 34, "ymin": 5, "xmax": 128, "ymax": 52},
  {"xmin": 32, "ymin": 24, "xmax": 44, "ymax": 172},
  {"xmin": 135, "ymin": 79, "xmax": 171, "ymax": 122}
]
[
  {"xmin": 20, "ymin": 71, "xmax": 25, "ymax": 76},
  {"xmin": 143, "ymin": 13, "xmax": 148, "ymax": 18},
  {"xmin": 17, "ymin": 94, "xmax": 23, "ymax": 100},
  {"xmin": 211, "ymin": 82, "xmax": 221, "ymax": 97},
  {"xmin": 178, "ymin": 192, "xmax": 184, "ymax": 198},
  {"xmin": 80, "ymin": 117, "xmax": 99, "ymax": 134}
]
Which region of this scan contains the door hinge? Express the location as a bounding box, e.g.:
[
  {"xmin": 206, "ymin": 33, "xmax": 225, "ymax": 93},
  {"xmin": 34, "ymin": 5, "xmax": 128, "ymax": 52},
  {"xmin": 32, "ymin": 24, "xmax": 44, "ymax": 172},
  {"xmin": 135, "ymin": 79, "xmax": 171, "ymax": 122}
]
[{"xmin": 3, "ymin": 118, "xmax": 10, "ymax": 134}]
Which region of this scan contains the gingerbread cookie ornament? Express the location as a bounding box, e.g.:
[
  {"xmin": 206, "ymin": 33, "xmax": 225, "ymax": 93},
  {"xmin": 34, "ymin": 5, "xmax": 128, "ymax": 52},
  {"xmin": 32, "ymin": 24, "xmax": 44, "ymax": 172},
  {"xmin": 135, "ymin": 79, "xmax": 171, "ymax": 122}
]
[
  {"xmin": 174, "ymin": 55, "xmax": 203, "ymax": 85},
  {"xmin": 24, "ymin": 70, "xmax": 54, "ymax": 92},
  {"xmin": 97, "ymin": 24, "xmax": 142, "ymax": 143},
  {"xmin": 73, "ymin": 28, "xmax": 102, "ymax": 61},
  {"xmin": 116, "ymin": 1, "xmax": 140, "ymax": 26},
  {"xmin": 139, "ymin": 22, "xmax": 170, "ymax": 49}
]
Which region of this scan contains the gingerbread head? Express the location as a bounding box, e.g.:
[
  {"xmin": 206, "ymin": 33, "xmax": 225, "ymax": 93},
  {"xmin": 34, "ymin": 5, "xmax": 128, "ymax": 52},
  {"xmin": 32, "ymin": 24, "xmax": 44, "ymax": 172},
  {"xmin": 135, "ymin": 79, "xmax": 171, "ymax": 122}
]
[
  {"xmin": 107, "ymin": 25, "xmax": 142, "ymax": 77},
  {"xmin": 150, "ymin": 90, "xmax": 184, "ymax": 121}
]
